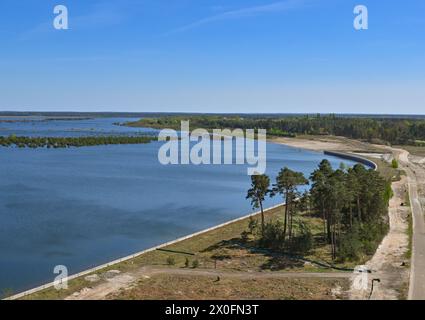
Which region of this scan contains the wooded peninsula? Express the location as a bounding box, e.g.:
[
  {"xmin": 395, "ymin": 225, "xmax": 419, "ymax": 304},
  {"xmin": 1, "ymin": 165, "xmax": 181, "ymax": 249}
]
[
  {"xmin": 125, "ymin": 114, "xmax": 425, "ymax": 146},
  {"xmin": 0, "ymin": 135, "xmax": 155, "ymax": 148}
]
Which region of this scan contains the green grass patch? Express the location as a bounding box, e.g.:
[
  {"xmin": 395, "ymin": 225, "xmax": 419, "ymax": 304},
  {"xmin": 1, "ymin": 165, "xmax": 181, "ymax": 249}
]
[{"xmin": 405, "ymin": 208, "xmax": 413, "ymax": 260}]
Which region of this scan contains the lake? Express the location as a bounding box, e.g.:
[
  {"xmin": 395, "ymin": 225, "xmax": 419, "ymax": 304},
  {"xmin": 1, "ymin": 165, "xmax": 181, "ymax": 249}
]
[{"xmin": 0, "ymin": 117, "xmax": 358, "ymax": 293}]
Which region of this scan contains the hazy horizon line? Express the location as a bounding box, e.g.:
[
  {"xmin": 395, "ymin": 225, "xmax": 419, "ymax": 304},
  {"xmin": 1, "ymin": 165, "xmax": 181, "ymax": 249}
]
[{"xmin": 1, "ymin": 110, "xmax": 425, "ymax": 117}]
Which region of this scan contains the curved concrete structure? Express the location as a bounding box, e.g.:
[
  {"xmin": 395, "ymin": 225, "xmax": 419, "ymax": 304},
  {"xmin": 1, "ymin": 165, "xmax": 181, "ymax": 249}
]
[{"xmin": 324, "ymin": 150, "xmax": 378, "ymax": 171}]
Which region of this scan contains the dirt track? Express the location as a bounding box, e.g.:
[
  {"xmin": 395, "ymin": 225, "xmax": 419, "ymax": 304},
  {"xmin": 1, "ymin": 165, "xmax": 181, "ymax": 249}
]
[
  {"xmin": 397, "ymin": 149, "xmax": 425, "ymax": 299},
  {"xmin": 349, "ymin": 176, "xmax": 410, "ymax": 300}
]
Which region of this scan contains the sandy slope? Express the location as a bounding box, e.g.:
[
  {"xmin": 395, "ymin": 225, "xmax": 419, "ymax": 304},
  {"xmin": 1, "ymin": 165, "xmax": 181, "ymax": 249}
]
[
  {"xmin": 349, "ymin": 176, "xmax": 410, "ymax": 300},
  {"xmin": 269, "ymin": 136, "xmax": 381, "ymax": 152}
]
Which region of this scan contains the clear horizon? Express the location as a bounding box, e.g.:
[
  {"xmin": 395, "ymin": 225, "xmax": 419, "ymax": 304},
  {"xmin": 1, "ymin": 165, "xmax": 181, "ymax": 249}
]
[{"xmin": 1, "ymin": 0, "xmax": 424, "ymax": 114}]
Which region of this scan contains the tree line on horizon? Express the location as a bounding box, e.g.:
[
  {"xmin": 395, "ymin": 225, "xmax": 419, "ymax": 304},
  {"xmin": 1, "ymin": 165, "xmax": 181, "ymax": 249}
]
[
  {"xmin": 246, "ymin": 160, "xmax": 392, "ymax": 261},
  {"xmin": 127, "ymin": 114, "xmax": 425, "ymax": 146}
]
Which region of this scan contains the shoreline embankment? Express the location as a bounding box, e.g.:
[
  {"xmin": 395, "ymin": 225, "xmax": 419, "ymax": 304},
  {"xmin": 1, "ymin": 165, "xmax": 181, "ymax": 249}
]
[
  {"xmin": 4, "ymin": 149, "xmax": 376, "ymax": 300},
  {"xmin": 324, "ymin": 150, "xmax": 378, "ymax": 170}
]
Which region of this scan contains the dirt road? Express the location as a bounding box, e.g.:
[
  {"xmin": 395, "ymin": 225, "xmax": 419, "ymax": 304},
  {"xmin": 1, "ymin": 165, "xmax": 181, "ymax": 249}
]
[{"xmin": 397, "ymin": 149, "xmax": 425, "ymax": 299}]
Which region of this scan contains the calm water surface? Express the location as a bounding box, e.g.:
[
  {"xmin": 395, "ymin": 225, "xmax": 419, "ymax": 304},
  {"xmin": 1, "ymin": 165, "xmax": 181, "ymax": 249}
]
[{"xmin": 0, "ymin": 117, "xmax": 357, "ymax": 293}]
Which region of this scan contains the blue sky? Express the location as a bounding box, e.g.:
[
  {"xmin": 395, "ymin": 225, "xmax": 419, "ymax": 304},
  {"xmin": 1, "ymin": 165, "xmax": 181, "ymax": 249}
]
[{"xmin": 0, "ymin": 0, "xmax": 424, "ymax": 114}]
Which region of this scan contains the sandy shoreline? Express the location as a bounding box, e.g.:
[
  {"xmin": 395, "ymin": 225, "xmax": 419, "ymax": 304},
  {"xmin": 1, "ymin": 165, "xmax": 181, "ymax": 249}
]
[
  {"xmin": 270, "ymin": 137, "xmax": 350, "ymax": 152},
  {"xmin": 269, "ymin": 135, "xmax": 389, "ymax": 153}
]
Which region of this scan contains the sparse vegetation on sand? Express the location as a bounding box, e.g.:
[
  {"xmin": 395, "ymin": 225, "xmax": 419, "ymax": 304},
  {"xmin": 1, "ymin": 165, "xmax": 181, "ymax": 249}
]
[{"xmin": 108, "ymin": 274, "xmax": 348, "ymax": 300}]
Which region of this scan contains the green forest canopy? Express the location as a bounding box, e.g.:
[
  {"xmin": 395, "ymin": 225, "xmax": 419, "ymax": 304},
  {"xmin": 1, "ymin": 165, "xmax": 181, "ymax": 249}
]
[{"xmin": 126, "ymin": 114, "xmax": 425, "ymax": 146}]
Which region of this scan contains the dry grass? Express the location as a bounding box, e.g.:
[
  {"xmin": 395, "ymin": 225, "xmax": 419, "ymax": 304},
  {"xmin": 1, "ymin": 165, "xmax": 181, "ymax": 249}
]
[{"xmin": 108, "ymin": 274, "xmax": 348, "ymax": 300}]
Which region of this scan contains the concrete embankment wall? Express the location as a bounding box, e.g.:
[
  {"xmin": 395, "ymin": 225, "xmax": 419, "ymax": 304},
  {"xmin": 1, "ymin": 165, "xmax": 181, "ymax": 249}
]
[
  {"xmin": 324, "ymin": 150, "xmax": 378, "ymax": 171},
  {"xmin": 5, "ymin": 204, "xmax": 283, "ymax": 300}
]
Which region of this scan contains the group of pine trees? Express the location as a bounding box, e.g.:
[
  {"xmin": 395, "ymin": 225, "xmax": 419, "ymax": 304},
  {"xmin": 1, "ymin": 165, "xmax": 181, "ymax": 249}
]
[{"xmin": 246, "ymin": 160, "xmax": 392, "ymax": 261}]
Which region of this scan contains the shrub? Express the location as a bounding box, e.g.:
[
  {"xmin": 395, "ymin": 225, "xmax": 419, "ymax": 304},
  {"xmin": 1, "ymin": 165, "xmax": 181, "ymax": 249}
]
[
  {"xmin": 338, "ymin": 230, "xmax": 363, "ymax": 261},
  {"xmin": 337, "ymin": 221, "xmax": 389, "ymax": 262},
  {"xmin": 384, "ymin": 181, "xmax": 394, "ymax": 203},
  {"xmin": 240, "ymin": 230, "xmax": 250, "ymax": 243},
  {"xmin": 192, "ymin": 259, "xmax": 199, "ymax": 268},
  {"xmin": 290, "ymin": 222, "xmax": 313, "ymax": 254},
  {"xmin": 166, "ymin": 256, "xmax": 175, "ymax": 266},
  {"xmin": 359, "ymin": 222, "xmax": 388, "ymax": 255},
  {"xmin": 391, "ymin": 159, "xmax": 399, "ymax": 169},
  {"xmin": 259, "ymin": 220, "xmax": 286, "ymax": 251},
  {"xmin": 184, "ymin": 257, "xmax": 190, "ymax": 268},
  {"xmin": 248, "ymin": 217, "xmax": 258, "ymax": 234}
]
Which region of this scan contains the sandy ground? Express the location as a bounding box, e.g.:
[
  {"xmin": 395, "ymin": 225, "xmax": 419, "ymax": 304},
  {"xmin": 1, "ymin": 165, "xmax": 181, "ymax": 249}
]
[
  {"xmin": 269, "ymin": 136, "xmax": 385, "ymax": 153},
  {"xmin": 397, "ymin": 148, "xmax": 425, "ymax": 299},
  {"xmin": 349, "ymin": 176, "xmax": 410, "ymax": 300},
  {"xmin": 270, "ymin": 137, "xmax": 353, "ymax": 152},
  {"xmin": 408, "ymin": 155, "xmax": 425, "ymax": 208}
]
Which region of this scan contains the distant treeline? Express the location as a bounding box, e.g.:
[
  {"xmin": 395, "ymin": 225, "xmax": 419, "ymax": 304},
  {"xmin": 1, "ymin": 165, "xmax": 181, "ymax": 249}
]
[
  {"xmin": 0, "ymin": 135, "xmax": 155, "ymax": 148},
  {"xmin": 126, "ymin": 114, "xmax": 425, "ymax": 145}
]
